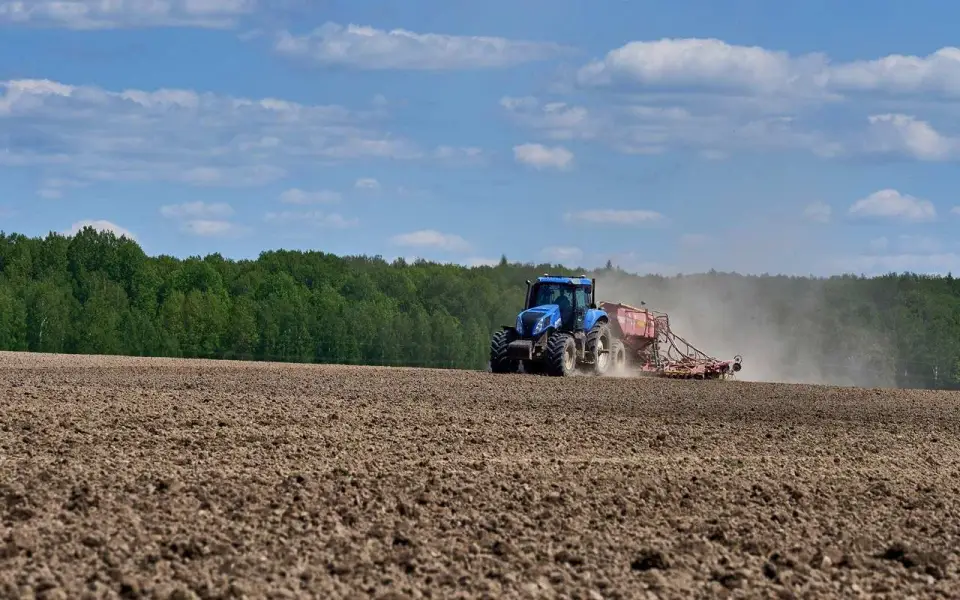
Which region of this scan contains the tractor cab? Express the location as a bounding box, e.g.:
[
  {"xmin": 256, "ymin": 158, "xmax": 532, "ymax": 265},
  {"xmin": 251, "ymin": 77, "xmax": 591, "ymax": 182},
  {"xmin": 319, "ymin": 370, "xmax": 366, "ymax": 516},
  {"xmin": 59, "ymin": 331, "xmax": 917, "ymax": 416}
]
[
  {"xmin": 526, "ymin": 276, "xmax": 593, "ymax": 332},
  {"xmin": 509, "ymin": 274, "xmax": 598, "ymax": 342}
]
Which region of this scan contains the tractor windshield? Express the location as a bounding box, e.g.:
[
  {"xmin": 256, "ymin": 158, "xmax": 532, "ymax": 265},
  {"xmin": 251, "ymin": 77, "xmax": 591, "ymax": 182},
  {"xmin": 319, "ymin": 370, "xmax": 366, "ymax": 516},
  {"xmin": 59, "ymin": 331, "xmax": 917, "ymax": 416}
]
[
  {"xmin": 530, "ymin": 283, "xmax": 573, "ymax": 308},
  {"xmin": 529, "ymin": 282, "xmax": 579, "ymax": 325}
]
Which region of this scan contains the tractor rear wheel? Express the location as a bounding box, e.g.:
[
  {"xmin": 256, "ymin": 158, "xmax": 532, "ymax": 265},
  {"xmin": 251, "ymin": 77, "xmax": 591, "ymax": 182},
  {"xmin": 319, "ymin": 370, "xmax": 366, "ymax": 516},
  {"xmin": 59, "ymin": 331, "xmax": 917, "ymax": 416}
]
[
  {"xmin": 585, "ymin": 320, "xmax": 613, "ymax": 376},
  {"xmin": 545, "ymin": 332, "xmax": 576, "ymax": 376},
  {"xmin": 489, "ymin": 329, "xmax": 519, "ymax": 373}
]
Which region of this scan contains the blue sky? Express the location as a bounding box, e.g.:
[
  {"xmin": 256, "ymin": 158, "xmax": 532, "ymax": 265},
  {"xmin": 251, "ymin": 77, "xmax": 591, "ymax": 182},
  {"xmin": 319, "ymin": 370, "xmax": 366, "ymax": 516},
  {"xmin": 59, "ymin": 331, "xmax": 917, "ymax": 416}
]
[{"xmin": 2, "ymin": 0, "xmax": 960, "ymax": 276}]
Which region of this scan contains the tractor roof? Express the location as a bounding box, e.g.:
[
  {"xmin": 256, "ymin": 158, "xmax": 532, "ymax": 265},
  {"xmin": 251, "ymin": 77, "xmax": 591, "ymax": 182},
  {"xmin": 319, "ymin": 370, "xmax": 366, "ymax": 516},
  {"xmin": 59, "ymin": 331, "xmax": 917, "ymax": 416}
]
[{"xmin": 536, "ymin": 275, "xmax": 592, "ymax": 286}]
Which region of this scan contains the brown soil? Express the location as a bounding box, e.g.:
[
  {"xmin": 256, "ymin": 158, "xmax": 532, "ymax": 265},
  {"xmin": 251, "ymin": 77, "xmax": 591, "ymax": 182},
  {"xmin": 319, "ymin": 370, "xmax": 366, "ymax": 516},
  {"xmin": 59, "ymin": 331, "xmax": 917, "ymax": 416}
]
[{"xmin": 1, "ymin": 351, "xmax": 959, "ymax": 599}]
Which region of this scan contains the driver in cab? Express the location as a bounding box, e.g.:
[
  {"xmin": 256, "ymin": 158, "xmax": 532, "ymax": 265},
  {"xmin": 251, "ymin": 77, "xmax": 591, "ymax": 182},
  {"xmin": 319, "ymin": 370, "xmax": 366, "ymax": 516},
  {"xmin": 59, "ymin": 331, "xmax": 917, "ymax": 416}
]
[{"xmin": 554, "ymin": 287, "xmax": 573, "ymax": 324}]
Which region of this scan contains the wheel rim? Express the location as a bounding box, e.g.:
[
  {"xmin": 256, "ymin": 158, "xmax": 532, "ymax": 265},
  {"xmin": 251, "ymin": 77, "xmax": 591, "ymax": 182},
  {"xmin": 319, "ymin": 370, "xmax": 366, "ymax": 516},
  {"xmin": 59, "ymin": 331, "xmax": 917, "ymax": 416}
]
[
  {"xmin": 596, "ymin": 335, "xmax": 608, "ymax": 370},
  {"xmin": 563, "ymin": 342, "xmax": 575, "ymax": 371}
]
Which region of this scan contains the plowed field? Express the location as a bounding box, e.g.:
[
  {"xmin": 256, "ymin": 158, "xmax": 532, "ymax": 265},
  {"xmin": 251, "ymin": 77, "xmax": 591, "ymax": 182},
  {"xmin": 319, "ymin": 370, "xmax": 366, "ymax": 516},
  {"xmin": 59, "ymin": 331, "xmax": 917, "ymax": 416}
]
[{"xmin": 1, "ymin": 352, "xmax": 959, "ymax": 599}]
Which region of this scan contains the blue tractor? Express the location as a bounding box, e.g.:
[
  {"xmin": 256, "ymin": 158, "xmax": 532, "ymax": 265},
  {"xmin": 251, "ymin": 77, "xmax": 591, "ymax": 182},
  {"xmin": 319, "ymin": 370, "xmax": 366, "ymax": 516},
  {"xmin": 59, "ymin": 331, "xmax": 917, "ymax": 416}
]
[{"xmin": 489, "ymin": 274, "xmax": 616, "ymax": 376}]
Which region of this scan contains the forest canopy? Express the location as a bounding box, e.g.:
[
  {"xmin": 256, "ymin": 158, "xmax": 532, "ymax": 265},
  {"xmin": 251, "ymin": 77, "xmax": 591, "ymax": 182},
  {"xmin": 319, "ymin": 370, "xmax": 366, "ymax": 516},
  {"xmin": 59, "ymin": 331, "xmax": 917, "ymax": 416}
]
[{"xmin": 0, "ymin": 227, "xmax": 958, "ymax": 390}]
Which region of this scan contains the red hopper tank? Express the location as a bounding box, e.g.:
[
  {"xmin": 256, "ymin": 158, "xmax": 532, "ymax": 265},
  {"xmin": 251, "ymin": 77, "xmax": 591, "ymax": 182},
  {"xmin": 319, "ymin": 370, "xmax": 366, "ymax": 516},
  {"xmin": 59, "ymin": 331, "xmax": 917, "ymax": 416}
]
[{"xmin": 598, "ymin": 301, "xmax": 742, "ymax": 379}]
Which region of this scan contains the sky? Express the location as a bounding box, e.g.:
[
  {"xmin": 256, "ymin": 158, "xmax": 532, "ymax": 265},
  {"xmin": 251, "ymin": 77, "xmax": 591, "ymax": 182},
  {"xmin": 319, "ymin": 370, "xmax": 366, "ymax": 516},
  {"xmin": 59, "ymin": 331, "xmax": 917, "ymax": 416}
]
[{"xmin": 2, "ymin": 0, "xmax": 960, "ymax": 277}]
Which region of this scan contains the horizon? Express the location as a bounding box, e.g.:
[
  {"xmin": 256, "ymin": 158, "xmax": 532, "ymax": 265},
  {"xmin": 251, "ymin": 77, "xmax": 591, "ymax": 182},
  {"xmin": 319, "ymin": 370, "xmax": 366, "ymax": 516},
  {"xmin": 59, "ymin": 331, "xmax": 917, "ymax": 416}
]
[{"xmin": 3, "ymin": 1, "xmax": 960, "ymax": 277}]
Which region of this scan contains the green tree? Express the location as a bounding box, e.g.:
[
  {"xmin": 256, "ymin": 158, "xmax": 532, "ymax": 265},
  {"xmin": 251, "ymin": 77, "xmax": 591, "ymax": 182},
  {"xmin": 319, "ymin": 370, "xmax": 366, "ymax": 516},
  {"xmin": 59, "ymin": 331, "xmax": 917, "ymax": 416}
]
[
  {"xmin": 0, "ymin": 282, "xmax": 28, "ymax": 351},
  {"xmin": 25, "ymin": 280, "xmax": 74, "ymax": 353},
  {"xmin": 4, "ymin": 225, "xmax": 960, "ymax": 389},
  {"xmin": 72, "ymin": 274, "xmax": 129, "ymax": 355}
]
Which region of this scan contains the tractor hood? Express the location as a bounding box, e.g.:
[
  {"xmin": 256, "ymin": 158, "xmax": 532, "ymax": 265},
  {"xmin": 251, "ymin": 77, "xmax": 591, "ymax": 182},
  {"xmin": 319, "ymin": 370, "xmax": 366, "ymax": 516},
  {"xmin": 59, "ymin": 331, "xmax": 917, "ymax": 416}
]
[{"xmin": 516, "ymin": 304, "xmax": 561, "ymax": 337}]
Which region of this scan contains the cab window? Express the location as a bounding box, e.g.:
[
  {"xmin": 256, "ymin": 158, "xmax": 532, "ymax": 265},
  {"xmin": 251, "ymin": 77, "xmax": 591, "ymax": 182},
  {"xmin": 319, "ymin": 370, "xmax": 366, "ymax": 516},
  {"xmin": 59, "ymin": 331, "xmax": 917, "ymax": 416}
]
[
  {"xmin": 574, "ymin": 287, "xmax": 587, "ymax": 309},
  {"xmin": 574, "ymin": 287, "xmax": 587, "ymax": 327},
  {"xmin": 533, "ymin": 284, "xmax": 556, "ymax": 306}
]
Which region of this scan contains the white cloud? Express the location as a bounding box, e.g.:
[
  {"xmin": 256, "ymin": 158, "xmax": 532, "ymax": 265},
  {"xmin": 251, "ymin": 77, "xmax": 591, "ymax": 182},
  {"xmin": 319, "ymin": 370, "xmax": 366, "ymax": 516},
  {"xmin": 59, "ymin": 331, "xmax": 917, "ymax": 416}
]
[
  {"xmin": 576, "ymin": 38, "xmax": 828, "ymax": 99},
  {"xmin": 433, "ymin": 145, "xmax": 485, "ymax": 165},
  {"xmin": 278, "ymin": 188, "xmax": 341, "ymax": 204},
  {"xmin": 160, "ymin": 201, "xmax": 234, "ymax": 219},
  {"xmin": 500, "ymin": 93, "xmax": 842, "ymax": 158},
  {"xmin": 354, "ymin": 177, "xmax": 380, "ymax": 190},
  {"xmin": 0, "ymin": 0, "xmax": 257, "ymax": 29},
  {"xmin": 264, "ymin": 210, "xmax": 358, "ymax": 228},
  {"xmin": 513, "ymin": 143, "xmax": 573, "ymax": 170},
  {"xmin": 540, "ymin": 246, "xmax": 583, "ymax": 263},
  {"xmin": 824, "ymin": 47, "xmax": 960, "ymax": 97},
  {"xmin": 505, "ymin": 40, "xmax": 960, "ymax": 161},
  {"xmin": 273, "ymin": 22, "xmax": 566, "ymax": 70},
  {"xmin": 390, "ymin": 229, "xmax": 471, "ymax": 253},
  {"xmin": 576, "ymin": 38, "xmax": 960, "ymax": 100},
  {"xmin": 180, "ymin": 219, "xmax": 248, "ymax": 237},
  {"xmin": 159, "ymin": 201, "xmax": 245, "ymax": 236},
  {"xmin": 500, "ymin": 96, "xmax": 598, "ymax": 141},
  {"xmin": 848, "ymin": 189, "xmax": 936, "ymax": 222},
  {"xmin": 65, "ymin": 219, "xmax": 136, "ymax": 241},
  {"xmin": 864, "ymin": 114, "xmax": 957, "ymax": 160},
  {"xmin": 0, "ymin": 78, "xmax": 476, "ymax": 188},
  {"xmin": 803, "ymin": 201, "xmax": 832, "ymax": 223},
  {"xmin": 564, "ymin": 209, "xmax": 665, "ymax": 225}
]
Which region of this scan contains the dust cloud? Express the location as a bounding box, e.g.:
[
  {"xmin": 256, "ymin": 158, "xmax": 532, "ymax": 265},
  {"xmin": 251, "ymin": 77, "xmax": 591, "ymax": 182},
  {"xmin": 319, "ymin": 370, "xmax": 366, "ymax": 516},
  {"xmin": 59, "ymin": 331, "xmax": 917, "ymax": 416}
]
[{"xmin": 593, "ymin": 272, "xmax": 897, "ymax": 388}]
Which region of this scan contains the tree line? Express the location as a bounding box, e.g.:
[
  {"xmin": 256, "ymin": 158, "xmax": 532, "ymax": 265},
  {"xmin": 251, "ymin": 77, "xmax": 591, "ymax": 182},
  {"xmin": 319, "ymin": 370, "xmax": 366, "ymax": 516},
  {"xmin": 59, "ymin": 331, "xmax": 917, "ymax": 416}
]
[{"xmin": 0, "ymin": 227, "xmax": 958, "ymax": 390}]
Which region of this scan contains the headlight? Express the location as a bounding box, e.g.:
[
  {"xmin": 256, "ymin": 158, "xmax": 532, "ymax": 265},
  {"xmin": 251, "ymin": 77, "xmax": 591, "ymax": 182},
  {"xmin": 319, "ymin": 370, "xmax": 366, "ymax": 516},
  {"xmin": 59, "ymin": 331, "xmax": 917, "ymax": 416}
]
[{"xmin": 533, "ymin": 317, "xmax": 545, "ymax": 335}]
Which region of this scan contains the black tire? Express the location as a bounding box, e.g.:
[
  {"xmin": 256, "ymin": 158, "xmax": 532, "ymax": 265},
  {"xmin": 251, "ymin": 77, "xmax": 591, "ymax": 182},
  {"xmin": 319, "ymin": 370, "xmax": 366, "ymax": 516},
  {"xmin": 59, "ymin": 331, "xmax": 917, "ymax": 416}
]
[
  {"xmin": 545, "ymin": 332, "xmax": 576, "ymax": 376},
  {"xmin": 610, "ymin": 338, "xmax": 626, "ymax": 371},
  {"xmin": 585, "ymin": 320, "xmax": 613, "ymax": 376},
  {"xmin": 489, "ymin": 329, "xmax": 519, "ymax": 373}
]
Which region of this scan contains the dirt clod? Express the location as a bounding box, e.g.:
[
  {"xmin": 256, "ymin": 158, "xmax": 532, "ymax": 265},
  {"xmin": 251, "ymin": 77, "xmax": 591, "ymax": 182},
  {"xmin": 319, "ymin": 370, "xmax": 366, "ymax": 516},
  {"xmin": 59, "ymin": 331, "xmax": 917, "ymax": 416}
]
[
  {"xmin": 879, "ymin": 542, "xmax": 948, "ymax": 579},
  {"xmin": 631, "ymin": 549, "xmax": 669, "ymax": 571}
]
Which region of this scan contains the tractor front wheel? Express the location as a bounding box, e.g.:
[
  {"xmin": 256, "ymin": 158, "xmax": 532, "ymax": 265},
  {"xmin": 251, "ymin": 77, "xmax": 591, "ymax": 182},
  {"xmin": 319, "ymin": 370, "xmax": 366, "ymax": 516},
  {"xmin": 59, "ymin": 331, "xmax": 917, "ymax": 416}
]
[
  {"xmin": 545, "ymin": 333, "xmax": 576, "ymax": 376},
  {"xmin": 489, "ymin": 329, "xmax": 520, "ymax": 373}
]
